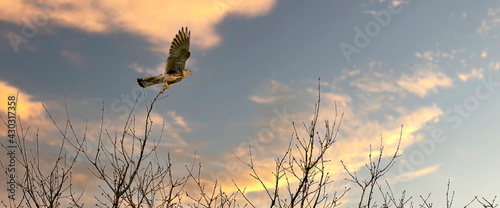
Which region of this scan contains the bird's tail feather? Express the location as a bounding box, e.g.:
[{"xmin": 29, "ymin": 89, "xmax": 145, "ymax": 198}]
[{"xmin": 137, "ymin": 75, "xmax": 164, "ymax": 88}]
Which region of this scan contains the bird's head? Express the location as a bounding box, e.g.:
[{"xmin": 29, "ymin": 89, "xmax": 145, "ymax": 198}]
[{"xmin": 183, "ymin": 69, "xmax": 192, "ymax": 77}]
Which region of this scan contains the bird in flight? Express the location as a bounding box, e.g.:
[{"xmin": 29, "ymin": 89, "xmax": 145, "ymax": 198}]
[{"xmin": 137, "ymin": 27, "xmax": 192, "ymax": 94}]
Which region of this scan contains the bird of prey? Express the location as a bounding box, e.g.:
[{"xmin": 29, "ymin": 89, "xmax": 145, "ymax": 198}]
[{"xmin": 137, "ymin": 27, "xmax": 192, "ymax": 93}]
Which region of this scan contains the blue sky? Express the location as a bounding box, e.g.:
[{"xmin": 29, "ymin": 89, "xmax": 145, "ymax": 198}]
[{"xmin": 1, "ymin": 0, "xmax": 499, "ymax": 206}]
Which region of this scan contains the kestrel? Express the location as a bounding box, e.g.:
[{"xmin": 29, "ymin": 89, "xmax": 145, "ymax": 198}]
[{"xmin": 137, "ymin": 27, "xmax": 192, "ymax": 93}]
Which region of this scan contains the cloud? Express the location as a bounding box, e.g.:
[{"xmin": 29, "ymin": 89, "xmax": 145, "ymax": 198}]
[
  {"xmin": 220, "ymin": 68, "xmax": 445, "ymax": 197},
  {"xmin": 349, "ymin": 60, "xmax": 455, "ymax": 99},
  {"xmin": 166, "ymin": 111, "xmax": 191, "ymax": 131},
  {"xmin": 0, "ymin": 0, "xmax": 277, "ymax": 53},
  {"xmin": 481, "ymin": 50, "xmax": 488, "ymax": 58},
  {"xmin": 329, "ymin": 103, "xmax": 443, "ymax": 174},
  {"xmin": 354, "ymin": 80, "xmax": 399, "ymax": 93},
  {"xmin": 149, "ymin": 111, "xmax": 191, "ymax": 149},
  {"xmin": 0, "ymin": 80, "xmax": 52, "ymax": 138},
  {"xmin": 0, "ymin": 62, "xmax": 444, "ymax": 205},
  {"xmin": 477, "ymin": 7, "xmax": 500, "ymax": 35},
  {"xmin": 336, "ymin": 68, "xmax": 361, "ymax": 81},
  {"xmin": 386, "ymin": 164, "xmax": 440, "ymax": 183},
  {"xmin": 488, "ymin": 61, "xmax": 500, "ymax": 71},
  {"xmin": 129, "ymin": 62, "xmax": 164, "ymax": 76},
  {"xmin": 350, "ymin": 71, "xmax": 401, "ymax": 93},
  {"xmin": 415, "ymin": 51, "xmax": 457, "ymax": 61},
  {"xmin": 249, "ymin": 95, "xmax": 287, "ymax": 104},
  {"xmin": 249, "ymin": 79, "xmax": 296, "ymax": 104},
  {"xmin": 0, "ymin": 86, "xmax": 195, "ymax": 205},
  {"xmin": 397, "ymin": 66, "xmax": 453, "ymax": 97},
  {"xmin": 60, "ymin": 50, "xmax": 85, "ymax": 65},
  {"xmin": 340, "ymin": 62, "xmax": 403, "ymax": 96},
  {"xmin": 458, "ymin": 67, "xmax": 484, "ymax": 82},
  {"xmin": 391, "ymin": 1, "xmax": 404, "ymax": 7}
]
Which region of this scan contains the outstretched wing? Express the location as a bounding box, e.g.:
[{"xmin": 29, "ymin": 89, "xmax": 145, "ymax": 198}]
[{"xmin": 165, "ymin": 27, "xmax": 190, "ymax": 75}]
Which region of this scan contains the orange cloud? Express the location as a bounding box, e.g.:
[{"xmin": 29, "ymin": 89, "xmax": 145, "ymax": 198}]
[
  {"xmin": 458, "ymin": 67, "xmax": 484, "ymax": 82},
  {"xmin": 398, "ymin": 66, "xmax": 453, "ymax": 97},
  {"xmin": 0, "ymin": 0, "xmax": 277, "ymax": 53},
  {"xmin": 0, "ymin": 81, "xmax": 50, "ymax": 138},
  {"xmin": 219, "ymin": 75, "xmax": 445, "ymax": 200},
  {"xmin": 386, "ymin": 164, "xmax": 440, "ymax": 183},
  {"xmin": 319, "ymin": 98, "xmax": 443, "ymax": 178}
]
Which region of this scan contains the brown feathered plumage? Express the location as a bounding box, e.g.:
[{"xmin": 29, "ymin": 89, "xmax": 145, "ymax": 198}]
[{"xmin": 137, "ymin": 27, "xmax": 192, "ymax": 93}]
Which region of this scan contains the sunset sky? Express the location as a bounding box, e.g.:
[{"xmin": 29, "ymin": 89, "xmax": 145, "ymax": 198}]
[{"xmin": 1, "ymin": 0, "xmax": 499, "ymax": 206}]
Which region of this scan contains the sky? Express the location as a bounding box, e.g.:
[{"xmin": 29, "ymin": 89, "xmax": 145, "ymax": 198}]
[{"xmin": 0, "ymin": 0, "xmax": 499, "ymax": 206}]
